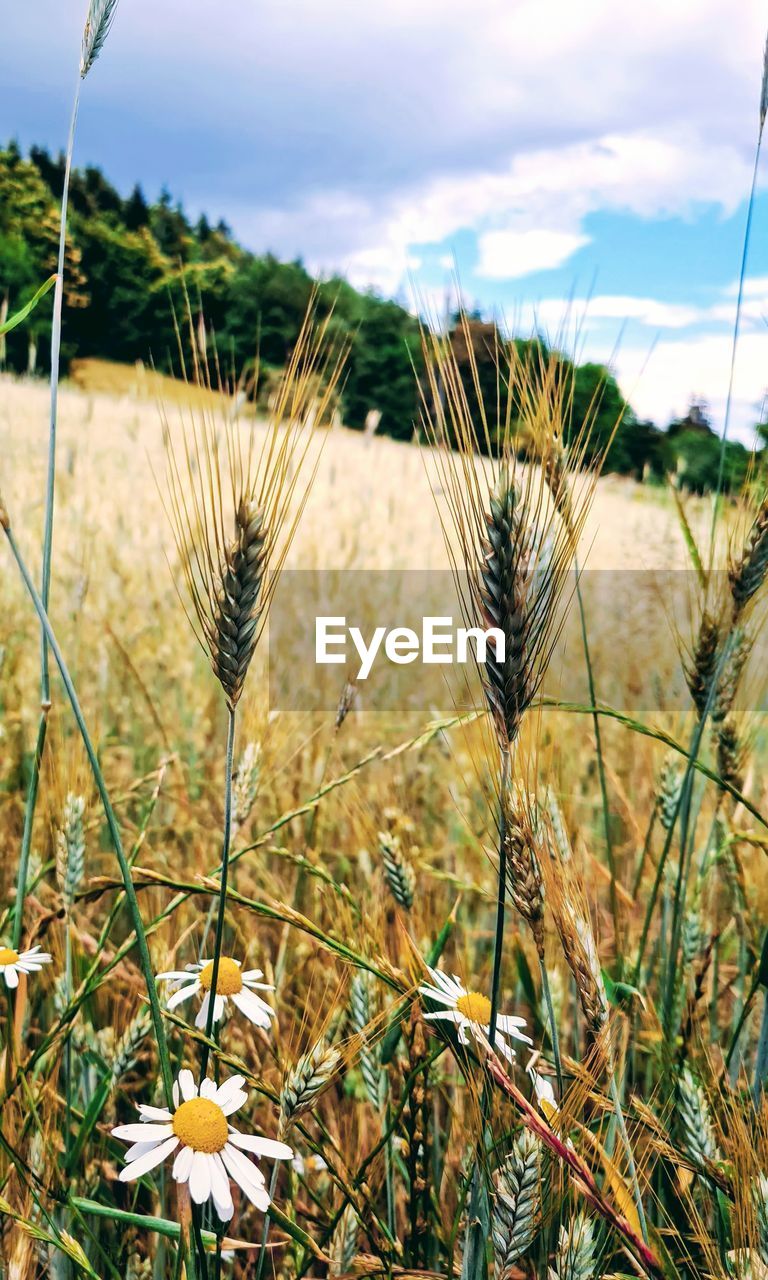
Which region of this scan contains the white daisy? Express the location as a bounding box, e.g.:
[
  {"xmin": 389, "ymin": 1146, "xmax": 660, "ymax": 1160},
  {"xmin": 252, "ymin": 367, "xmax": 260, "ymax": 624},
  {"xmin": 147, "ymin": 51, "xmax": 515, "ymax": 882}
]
[
  {"xmin": 157, "ymin": 957, "xmax": 275, "ymax": 1031},
  {"xmin": 419, "ymin": 965, "xmax": 532, "ymax": 1063},
  {"xmin": 112, "ymin": 1069, "xmax": 293, "ymax": 1222},
  {"xmin": 0, "ymin": 944, "xmax": 52, "ymax": 989}
]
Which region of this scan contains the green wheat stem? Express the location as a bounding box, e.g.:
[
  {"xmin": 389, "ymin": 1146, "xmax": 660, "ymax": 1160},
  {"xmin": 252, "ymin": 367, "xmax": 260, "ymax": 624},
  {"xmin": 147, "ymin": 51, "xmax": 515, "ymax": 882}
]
[
  {"xmin": 575, "ymin": 567, "xmax": 619, "ymax": 949},
  {"xmin": 2, "ymin": 518, "xmax": 174, "ymax": 1107},
  {"xmin": 539, "ymin": 954, "xmax": 564, "ymax": 1095},
  {"xmin": 12, "ymin": 77, "xmax": 82, "ymax": 953},
  {"xmin": 199, "ymin": 706, "xmax": 236, "ymax": 1082},
  {"xmin": 708, "ymin": 127, "xmax": 764, "ymax": 566},
  {"xmin": 489, "ymin": 745, "xmax": 511, "ymax": 1042}
]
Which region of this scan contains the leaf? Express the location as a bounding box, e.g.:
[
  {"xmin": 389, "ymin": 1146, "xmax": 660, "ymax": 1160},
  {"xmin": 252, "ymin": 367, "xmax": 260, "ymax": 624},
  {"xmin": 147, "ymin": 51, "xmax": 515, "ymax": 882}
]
[
  {"xmin": 603, "ymin": 970, "xmax": 645, "ymax": 1011},
  {"xmin": 670, "ymin": 482, "xmax": 707, "ymax": 590},
  {"xmin": 0, "ymin": 276, "xmax": 56, "ymax": 335},
  {"xmin": 461, "ymin": 1166, "xmax": 490, "ymax": 1280},
  {"xmin": 758, "ymin": 930, "xmax": 768, "ymax": 989},
  {"xmin": 71, "ymin": 1198, "xmax": 286, "ymax": 1253}
]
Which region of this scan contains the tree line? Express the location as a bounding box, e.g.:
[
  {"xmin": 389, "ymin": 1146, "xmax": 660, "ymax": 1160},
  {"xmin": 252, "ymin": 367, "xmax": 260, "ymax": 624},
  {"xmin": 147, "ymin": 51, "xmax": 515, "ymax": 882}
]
[{"xmin": 0, "ymin": 140, "xmax": 762, "ymax": 491}]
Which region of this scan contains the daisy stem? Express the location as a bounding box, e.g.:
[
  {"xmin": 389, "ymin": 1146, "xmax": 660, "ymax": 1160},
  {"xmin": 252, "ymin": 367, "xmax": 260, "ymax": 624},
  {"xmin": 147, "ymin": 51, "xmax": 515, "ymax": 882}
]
[
  {"xmin": 1, "ymin": 519, "xmax": 175, "ymax": 1109},
  {"xmin": 199, "ymin": 706, "xmax": 236, "ymax": 1081},
  {"xmin": 254, "ymin": 1163, "xmax": 280, "ymax": 1280},
  {"xmin": 191, "ymin": 1207, "xmax": 208, "ymax": 1280},
  {"xmin": 488, "ymin": 746, "xmax": 510, "ymax": 1044}
]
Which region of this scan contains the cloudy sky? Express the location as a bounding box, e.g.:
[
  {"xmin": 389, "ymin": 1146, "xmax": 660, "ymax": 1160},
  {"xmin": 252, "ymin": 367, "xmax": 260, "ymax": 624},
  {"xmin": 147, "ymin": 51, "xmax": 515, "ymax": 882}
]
[{"xmin": 3, "ymin": 0, "xmax": 768, "ymax": 437}]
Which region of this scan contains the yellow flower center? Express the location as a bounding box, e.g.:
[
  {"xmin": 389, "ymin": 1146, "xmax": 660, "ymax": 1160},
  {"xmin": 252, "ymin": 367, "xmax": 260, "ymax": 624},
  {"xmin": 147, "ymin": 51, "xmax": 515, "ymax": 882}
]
[
  {"xmin": 0, "ymin": 948, "xmax": 19, "ymax": 966},
  {"xmin": 455, "ymin": 991, "xmax": 492, "ymax": 1024},
  {"xmin": 172, "ymin": 1097, "xmax": 229, "ymax": 1153},
  {"xmin": 198, "ymin": 957, "xmax": 243, "ymax": 996}
]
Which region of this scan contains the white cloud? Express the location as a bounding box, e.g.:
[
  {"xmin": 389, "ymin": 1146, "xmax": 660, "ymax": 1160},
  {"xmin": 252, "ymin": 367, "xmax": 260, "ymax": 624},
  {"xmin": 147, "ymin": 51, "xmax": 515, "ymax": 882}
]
[
  {"xmin": 3, "ymin": 0, "xmax": 765, "ymax": 294},
  {"xmin": 476, "ymin": 229, "xmax": 590, "ymax": 279},
  {"xmin": 613, "ymin": 330, "xmax": 768, "ymax": 441}
]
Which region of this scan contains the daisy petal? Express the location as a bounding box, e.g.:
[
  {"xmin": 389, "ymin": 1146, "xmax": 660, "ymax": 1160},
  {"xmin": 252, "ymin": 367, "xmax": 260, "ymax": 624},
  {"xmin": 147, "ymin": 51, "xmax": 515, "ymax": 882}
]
[
  {"xmin": 221, "ymin": 1144, "xmax": 270, "ymax": 1210},
  {"xmin": 199, "ymin": 1078, "xmax": 217, "ymax": 1099},
  {"xmin": 119, "ymin": 1135, "xmax": 178, "ymax": 1181},
  {"xmin": 220, "ymin": 1090, "xmax": 248, "ymax": 1116},
  {"xmin": 418, "ymin": 984, "xmax": 457, "ymax": 1007},
  {"xmin": 113, "ymin": 1123, "xmax": 174, "ymax": 1143},
  {"xmin": 167, "ymin": 984, "xmax": 198, "ymax": 1011},
  {"xmin": 210, "ymin": 1152, "xmax": 235, "ymax": 1222},
  {"xmin": 241, "ymin": 969, "xmax": 264, "ymax": 982},
  {"xmin": 138, "ymin": 1105, "xmax": 174, "ymax": 1122},
  {"xmin": 173, "ymin": 1145, "xmax": 195, "ymax": 1183},
  {"xmin": 496, "ymin": 1017, "xmax": 533, "ymax": 1045},
  {"xmin": 178, "ymin": 1069, "xmax": 197, "ymax": 1102},
  {"xmin": 227, "ymin": 1132, "xmax": 294, "ymax": 1160},
  {"xmin": 156, "ymin": 971, "xmax": 194, "ymax": 982},
  {"xmin": 124, "ymin": 1141, "xmax": 160, "ymax": 1163},
  {"xmin": 4, "ymin": 966, "xmax": 19, "ymax": 989},
  {"xmin": 189, "ymin": 1151, "xmax": 212, "ymax": 1205},
  {"xmin": 212, "ymin": 1076, "xmax": 246, "ymax": 1107},
  {"xmin": 231, "ymin": 989, "xmax": 274, "ymax": 1027}
]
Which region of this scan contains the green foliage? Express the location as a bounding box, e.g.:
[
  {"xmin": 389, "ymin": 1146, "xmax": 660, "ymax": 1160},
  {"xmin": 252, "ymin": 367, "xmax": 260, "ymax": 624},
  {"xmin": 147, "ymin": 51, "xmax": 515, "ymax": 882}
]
[{"xmin": 0, "ymin": 141, "xmax": 763, "ymax": 487}]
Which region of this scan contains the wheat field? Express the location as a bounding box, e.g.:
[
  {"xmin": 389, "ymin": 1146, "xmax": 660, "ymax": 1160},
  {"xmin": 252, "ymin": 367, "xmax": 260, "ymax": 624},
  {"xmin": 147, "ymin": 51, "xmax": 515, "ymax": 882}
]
[{"xmin": 1, "ymin": 354, "xmax": 767, "ymax": 1280}]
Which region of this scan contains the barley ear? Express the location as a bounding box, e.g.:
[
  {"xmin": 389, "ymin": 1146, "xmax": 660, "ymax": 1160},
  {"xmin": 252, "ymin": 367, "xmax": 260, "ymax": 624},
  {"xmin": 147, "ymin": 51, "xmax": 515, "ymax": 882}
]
[
  {"xmin": 492, "ymin": 1129, "xmax": 541, "ymax": 1277},
  {"xmin": 550, "ymin": 1212, "xmax": 597, "ymax": 1280},
  {"xmin": 280, "ymin": 1042, "xmax": 343, "ymax": 1132},
  {"xmin": 80, "ymin": 0, "xmax": 120, "ymax": 77},
  {"xmin": 378, "ymin": 830, "xmax": 415, "ymax": 911},
  {"xmin": 730, "ymin": 495, "xmax": 768, "ymax": 615},
  {"xmin": 211, "ymin": 499, "xmax": 268, "ymax": 709},
  {"xmin": 55, "ymin": 793, "xmax": 86, "ymax": 912},
  {"xmin": 677, "ymin": 1067, "xmax": 720, "ymax": 1167}
]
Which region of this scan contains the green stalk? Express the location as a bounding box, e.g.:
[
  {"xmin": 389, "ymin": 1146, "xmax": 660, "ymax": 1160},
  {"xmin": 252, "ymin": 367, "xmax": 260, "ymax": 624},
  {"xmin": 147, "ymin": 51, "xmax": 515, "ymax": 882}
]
[
  {"xmin": 199, "ymin": 705, "xmax": 236, "ymax": 1082},
  {"xmin": 2, "ymin": 515, "xmax": 174, "ymax": 1107},
  {"xmin": 708, "ymin": 126, "xmax": 764, "ymax": 565},
  {"xmin": 13, "ymin": 77, "xmax": 82, "ymax": 950},
  {"xmin": 488, "ymin": 746, "xmax": 510, "ymax": 1042},
  {"xmin": 753, "ymin": 988, "xmax": 768, "ymax": 1106},
  {"xmin": 539, "ymin": 955, "xmax": 564, "ymax": 1095}
]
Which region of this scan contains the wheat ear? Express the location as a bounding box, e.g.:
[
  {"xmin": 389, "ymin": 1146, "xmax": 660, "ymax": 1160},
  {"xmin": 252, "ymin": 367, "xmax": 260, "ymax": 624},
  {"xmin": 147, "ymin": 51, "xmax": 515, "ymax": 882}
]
[
  {"xmin": 492, "ymin": 1129, "xmax": 541, "ymax": 1277},
  {"xmin": 80, "ymin": 0, "xmax": 120, "ymax": 77}
]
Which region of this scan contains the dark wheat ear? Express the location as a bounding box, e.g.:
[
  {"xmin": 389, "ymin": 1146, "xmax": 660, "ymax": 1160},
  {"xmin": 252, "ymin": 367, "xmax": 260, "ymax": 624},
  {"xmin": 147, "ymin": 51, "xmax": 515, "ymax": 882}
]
[
  {"xmin": 163, "ymin": 304, "xmax": 345, "ymax": 707},
  {"xmin": 729, "ymin": 494, "xmax": 768, "ymax": 617},
  {"xmin": 211, "ymin": 499, "xmax": 267, "ymax": 709},
  {"xmin": 419, "ymin": 316, "xmax": 598, "ymax": 754}
]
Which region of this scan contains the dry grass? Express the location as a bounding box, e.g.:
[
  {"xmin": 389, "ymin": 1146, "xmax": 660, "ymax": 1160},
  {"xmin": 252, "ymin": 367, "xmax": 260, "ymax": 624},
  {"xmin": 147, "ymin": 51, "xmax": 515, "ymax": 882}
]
[{"xmin": 1, "ymin": 367, "xmax": 767, "ymax": 1279}]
